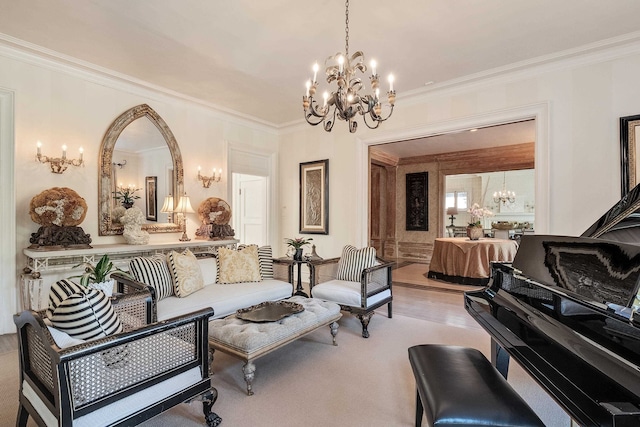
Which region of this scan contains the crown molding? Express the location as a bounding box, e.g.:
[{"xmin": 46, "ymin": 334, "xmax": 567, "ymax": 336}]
[
  {"xmin": 400, "ymin": 31, "xmax": 640, "ymax": 106},
  {"xmin": 0, "ymin": 33, "xmax": 279, "ymax": 135}
]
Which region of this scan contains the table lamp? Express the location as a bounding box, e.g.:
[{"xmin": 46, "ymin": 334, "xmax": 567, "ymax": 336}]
[{"xmin": 446, "ymin": 207, "xmax": 458, "ymax": 227}]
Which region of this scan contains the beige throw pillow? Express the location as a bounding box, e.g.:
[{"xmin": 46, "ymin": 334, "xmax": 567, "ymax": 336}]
[
  {"xmin": 167, "ymin": 249, "xmax": 204, "ymax": 297},
  {"xmin": 217, "ymin": 246, "xmax": 262, "ymax": 284}
]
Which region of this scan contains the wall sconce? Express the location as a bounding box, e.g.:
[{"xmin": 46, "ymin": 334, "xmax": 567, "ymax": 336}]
[
  {"xmin": 36, "ymin": 141, "xmax": 84, "ymax": 174},
  {"xmin": 197, "ymin": 166, "xmax": 222, "ymax": 188}
]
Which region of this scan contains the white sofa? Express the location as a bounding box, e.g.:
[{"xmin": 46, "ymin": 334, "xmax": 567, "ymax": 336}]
[{"xmin": 114, "ymin": 249, "xmax": 294, "ymax": 322}]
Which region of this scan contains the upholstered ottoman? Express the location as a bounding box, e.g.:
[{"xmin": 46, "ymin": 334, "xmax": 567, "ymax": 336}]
[{"xmin": 208, "ymin": 296, "xmax": 341, "ymax": 395}]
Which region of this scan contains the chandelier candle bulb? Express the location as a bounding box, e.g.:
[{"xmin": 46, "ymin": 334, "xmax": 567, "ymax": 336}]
[
  {"xmin": 371, "ymin": 59, "xmax": 377, "ymax": 76},
  {"xmin": 36, "ymin": 141, "xmax": 41, "ymax": 156},
  {"xmin": 79, "ymin": 147, "xmax": 83, "ymax": 162},
  {"xmin": 388, "ymin": 74, "xmax": 394, "ymax": 92},
  {"xmin": 62, "ymin": 145, "xmax": 67, "ymax": 160},
  {"xmin": 313, "ymin": 62, "xmax": 319, "ymax": 82}
]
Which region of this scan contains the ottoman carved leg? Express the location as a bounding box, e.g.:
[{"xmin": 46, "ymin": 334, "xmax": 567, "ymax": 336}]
[
  {"xmin": 330, "ymin": 321, "xmax": 339, "ymax": 345},
  {"xmin": 356, "ymin": 312, "xmax": 374, "ymax": 338},
  {"xmin": 243, "ymin": 361, "xmax": 256, "ymax": 396}
]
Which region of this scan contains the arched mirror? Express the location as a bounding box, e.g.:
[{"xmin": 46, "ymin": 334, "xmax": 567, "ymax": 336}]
[{"xmin": 99, "ymin": 104, "xmax": 184, "ymax": 235}]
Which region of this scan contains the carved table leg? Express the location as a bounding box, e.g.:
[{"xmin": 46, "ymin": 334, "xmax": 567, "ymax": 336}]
[
  {"xmin": 356, "ymin": 312, "xmax": 373, "ymax": 338},
  {"xmin": 243, "ymin": 361, "xmax": 256, "ymax": 396},
  {"xmin": 329, "ymin": 321, "xmax": 339, "ymax": 346},
  {"xmin": 201, "ymin": 388, "xmax": 222, "ymax": 427}
]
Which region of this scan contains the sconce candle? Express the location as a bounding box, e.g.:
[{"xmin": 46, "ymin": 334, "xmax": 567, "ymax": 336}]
[
  {"xmin": 197, "ymin": 166, "xmax": 222, "ymax": 188},
  {"xmin": 36, "ymin": 141, "xmax": 84, "ymax": 174}
]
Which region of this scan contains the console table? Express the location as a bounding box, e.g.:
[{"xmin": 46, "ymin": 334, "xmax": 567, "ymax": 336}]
[
  {"xmin": 22, "ymin": 239, "xmax": 238, "ymax": 310},
  {"xmin": 427, "ymin": 237, "xmax": 518, "ymax": 285}
]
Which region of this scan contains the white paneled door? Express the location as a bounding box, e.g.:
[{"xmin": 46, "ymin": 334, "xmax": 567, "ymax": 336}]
[{"xmin": 234, "ymin": 173, "xmax": 267, "ymax": 246}]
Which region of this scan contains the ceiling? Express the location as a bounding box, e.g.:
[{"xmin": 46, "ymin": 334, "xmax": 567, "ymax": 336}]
[{"xmin": 1, "ymin": 0, "xmax": 640, "ymax": 130}]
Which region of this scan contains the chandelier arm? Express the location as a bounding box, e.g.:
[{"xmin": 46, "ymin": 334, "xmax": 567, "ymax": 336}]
[{"xmin": 323, "ymin": 107, "xmax": 338, "ymax": 132}]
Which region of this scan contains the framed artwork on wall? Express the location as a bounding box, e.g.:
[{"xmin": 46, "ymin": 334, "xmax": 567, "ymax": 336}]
[
  {"xmin": 300, "ymin": 159, "xmax": 329, "ymax": 234},
  {"xmin": 620, "ymin": 114, "xmax": 640, "ymax": 196},
  {"xmin": 145, "ymin": 176, "xmax": 157, "ymax": 221},
  {"xmin": 406, "ymin": 172, "xmax": 428, "ymax": 231}
]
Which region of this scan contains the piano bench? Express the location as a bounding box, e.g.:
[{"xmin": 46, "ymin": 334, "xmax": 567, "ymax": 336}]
[{"xmin": 408, "ymin": 345, "xmax": 544, "ymax": 427}]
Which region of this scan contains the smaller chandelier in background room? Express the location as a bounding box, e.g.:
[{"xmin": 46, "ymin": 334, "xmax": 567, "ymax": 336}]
[
  {"xmin": 493, "ymin": 172, "xmax": 516, "ymax": 205},
  {"xmin": 302, "ymin": 0, "xmax": 395, "ymax": 133}
]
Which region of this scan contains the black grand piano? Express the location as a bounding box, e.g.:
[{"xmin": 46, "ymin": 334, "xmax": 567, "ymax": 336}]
[{"xmin": 465, "ymin": 184, "xmax": 640, "ymax": 427}]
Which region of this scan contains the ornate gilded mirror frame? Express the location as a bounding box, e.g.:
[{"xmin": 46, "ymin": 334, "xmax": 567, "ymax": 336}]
[
  {"xmin": 620, "ymin": 114, "xmax": 640, "ymax": 196},
  {"xmin": 98, "ymin": 104, "xmax": 184, "ymax": 235}
]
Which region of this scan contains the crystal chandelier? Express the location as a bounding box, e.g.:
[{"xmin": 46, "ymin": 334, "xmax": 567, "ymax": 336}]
[
  {"xmin": 302, "ymin": 0, "xmax": 395, "ymax": 133},
  {"xmin": 493, "ymin": 172, "xmax": 516, "ymax": 205}
]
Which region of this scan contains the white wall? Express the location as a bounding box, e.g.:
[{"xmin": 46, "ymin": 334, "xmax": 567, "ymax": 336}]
[{"xmin": 280, "ymin": 41, "xmax": 640, "ymax": 258}]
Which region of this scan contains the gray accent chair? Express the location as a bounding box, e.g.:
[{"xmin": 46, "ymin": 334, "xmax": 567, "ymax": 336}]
[
  {"xmin": 308, "ymin": 257, "xmax": 393, "ymax": 338},
  {"xmin": 14, "ymin": 288, "xmax": 221, "ymax": 427}
]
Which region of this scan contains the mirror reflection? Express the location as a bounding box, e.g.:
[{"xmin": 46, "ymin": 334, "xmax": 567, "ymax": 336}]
[
  {"xmin": 112, "ymin": 117, "xmax": 173, "ymax": 224},
  {"xmin": 98, "ymin": 104, "xmax": 183, "ymax": 236}
]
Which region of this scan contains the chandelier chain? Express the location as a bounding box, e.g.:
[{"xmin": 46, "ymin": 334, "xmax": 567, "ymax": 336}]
[{"xmin": 344, "ymin": 0, "xmax": 349, "ymax": 56}]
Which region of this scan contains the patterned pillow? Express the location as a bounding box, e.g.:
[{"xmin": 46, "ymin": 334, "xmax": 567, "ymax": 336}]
[
  {"xmin": 217, "ymin": 245, "xmax": 262, "ymax": 284},
  {"xmin": 129, "ymin": 255, "xmax": 173, "ymax": 300},
  {"xmin": 47, "ymin": 279, "xmax": 84, "ymax": 318},
  {"xmin": 167, "ymin": 249, "xmax": 205, "ymax": 298},
  {"xmin": 49, "ymin": 288, "xmax": 123, "ymax": 340},
  {"xmin": 238, "ymin": 244, "xmax": 274, "ymax": 279},
  {"xmin": 336, "ymin": 245, "xmax": 377, "ymax": 282}
]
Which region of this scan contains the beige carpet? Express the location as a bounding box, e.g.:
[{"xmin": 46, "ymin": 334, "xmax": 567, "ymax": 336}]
[
  {"xmin": 393, "ymin": 263, "xmax": 482, "ymax": 292},
  {"xmin": 2, "ymin": 314, "xmax": 570, "ymax": 426}
]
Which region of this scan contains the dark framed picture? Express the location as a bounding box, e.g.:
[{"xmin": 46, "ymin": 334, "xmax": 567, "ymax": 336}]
[
  {"xmin": 145, "ymin": 176, "xmax": 157, "ymax": 221},
  {"xmin": 406, "ymin": 172, "xmax": 428, "ymax": 231},
  {"xmin": 300, "ymin": 159, "xmax": 329, "ymax": 234},
  {"xmin": 620, "ymin": 114, "xmax": 640, "ymax": 196}
]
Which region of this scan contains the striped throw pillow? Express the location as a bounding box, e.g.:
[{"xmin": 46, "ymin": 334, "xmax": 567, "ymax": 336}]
[
  {"xmin": 49, "ymin": 288, "xmax": 123, "ymax": 340},
  {"xmin": 336, "ymin": 245, "xmax": 377, "ymax": 282},
  {"xmin": 239, "ymin": 244, "xmax": 274, "ymax": 279},
  {"xmin": 129, "ymin": 255, "xmax": 173, "ymax": 300},
  {"xmin": 47, "ymin": 279, "xmax": 84, "ymax": 319}
]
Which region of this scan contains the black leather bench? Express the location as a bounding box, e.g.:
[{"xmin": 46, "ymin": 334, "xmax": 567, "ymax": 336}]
[{"xmin": 408, "ymin": 345, "xmax": 545, "ymax": 427}]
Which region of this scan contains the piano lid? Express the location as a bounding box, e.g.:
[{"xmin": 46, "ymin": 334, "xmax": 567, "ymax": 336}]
[
  {"xmin": 582, "ymin": 181, "xmax": 640, "ymax": 243},
  {"xmin": 513, "ymin": 235, "xmax": 640, "ymax": 307}
]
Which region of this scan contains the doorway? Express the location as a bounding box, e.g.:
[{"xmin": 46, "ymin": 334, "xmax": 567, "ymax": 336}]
[{"xmin": 232, "ymin": 173, "xmax": 268, "ymax": 246}]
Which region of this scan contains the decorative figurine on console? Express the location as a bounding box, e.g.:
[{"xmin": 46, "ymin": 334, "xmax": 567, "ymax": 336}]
[
  {"xmin": 121, "ymin": 206, "xmax": 150, "ymax": 245},
  {"xmin": 28, "ymin": 187, "xmax": 92, "ymax": 249},
  {"xmin": 195, "ymin": 197, "xmax": 235, "ymax": 240}
]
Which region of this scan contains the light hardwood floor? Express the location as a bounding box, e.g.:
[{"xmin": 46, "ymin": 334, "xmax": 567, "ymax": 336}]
[{"xmin": 0, "ymin": 263, "xmax": 479, "ymax": 353}]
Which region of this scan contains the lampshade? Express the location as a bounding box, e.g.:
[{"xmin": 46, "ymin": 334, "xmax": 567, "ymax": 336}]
[
  {"xmin": 160, "ymin": 195, "xmax": 174, "ymax": 213},
  {"xmin": 446, "ymin": 207, "xmax": 458, "ymax": 215},
  {"xmin": 175, "ymin": 195, "xmax": 195, "ymax": 214}
]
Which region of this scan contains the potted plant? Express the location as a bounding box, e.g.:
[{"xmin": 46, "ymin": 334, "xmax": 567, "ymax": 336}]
[
  {"xmin": 466, "ymin": 203, "xmax": 494, "ymax": 240},
  {"xmin": 113, "ymin": 185, "xmax": 141, "ymax": 209},
  {"xmin": 284, "ymin": 237, "xmax": 314, "ymax": 261},
  {"xmin": 71, "ymin": 254, "xmax": 130, "ymax": 296}
]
